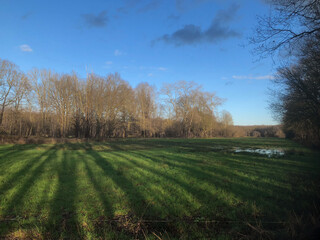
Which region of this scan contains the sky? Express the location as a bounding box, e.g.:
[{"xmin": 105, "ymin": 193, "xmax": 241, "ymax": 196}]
[{"xmin": 0, "ymin": 0, "xmax": 279, "ymax": 125}]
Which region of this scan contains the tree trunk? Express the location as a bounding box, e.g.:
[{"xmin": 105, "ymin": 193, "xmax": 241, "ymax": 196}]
[{"xmin": 0, "ymin": 106, "xmax": 4, "ymax": 125}]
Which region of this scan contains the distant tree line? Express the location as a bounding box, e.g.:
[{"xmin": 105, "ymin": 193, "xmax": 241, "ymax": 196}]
[
  {"xmin": 232, "ymin": 125, "xmax": 284, "ymax": 138},
  {"xmin": 0, "ymin": 59, "xmax": 241, "ymax": 140}
]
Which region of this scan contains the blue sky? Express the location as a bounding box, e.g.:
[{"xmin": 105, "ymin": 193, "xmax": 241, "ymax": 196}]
[{"xmin": 0, "ymin": 0, "xmax": 278, "ymax": 125}]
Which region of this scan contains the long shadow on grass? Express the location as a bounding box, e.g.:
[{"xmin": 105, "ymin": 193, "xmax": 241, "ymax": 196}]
[
  {"xmin": 100, "ymin": 146, "xmax": 287, "ymax": 219},
  {"xmin": 0, "ymin": 146, "xmax": 57, "ymax": 237},
  {"xmin": 120, "ymin": 143, "xmax": 320, "ymax": 222},
  {"xmin": 44, "ymin": 149, "xmax": 79, "ymax": 239},
  {"xmin": 84, "ymin": 146, "xmax": 153, "ymax": 217},
  {"xmin": 82, "ymin": 146, "xmax": 237, "ymax": 237},
  {"xmin": 81, "ymin": 144, "xmax": 190, "ymax": 237},
  {"xmin": 107, "ymin": 151, "xmax": 198, "ymax": 216},
  {"xmin": 0, "ymin": 145, "xmax": 23, "ymax": 161},
  {"xmin": 73, "ymin": 149, "xmax": 117, "ymax": 238},
  {"xmin": 0, "ymin": 145, "xmax": 46, "ymax": 176},
  {"xmin": 0, "ymin": 146, "xmax": 57, "ymax": 202},
  {"xmin": 0, "ymin": 144, "xmax": 36, "ymax": 157},
  {"xmin": 106, "ymin": 150, "xmax": 256, "ymax": 237},
  {"xmin": 80, "ymin": 152, "xmax": 113, "ymax": 217},
  {"xmin": 111, "ymin": 152, "xmax": 235, "ymax": 219},
  {"xmin": 128, "ymin": 150, "xmax": 295, "ymax": 219}
]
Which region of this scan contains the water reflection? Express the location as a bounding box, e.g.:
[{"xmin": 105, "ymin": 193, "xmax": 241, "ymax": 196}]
[{"xmin": 234, "ymin": 148, "xmax": 285, "ymax": 157}]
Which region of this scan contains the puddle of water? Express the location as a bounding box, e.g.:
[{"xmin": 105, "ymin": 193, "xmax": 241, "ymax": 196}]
[{"xmin": 234, "ymin": 148, "xmax": 285, "ymax": 157}]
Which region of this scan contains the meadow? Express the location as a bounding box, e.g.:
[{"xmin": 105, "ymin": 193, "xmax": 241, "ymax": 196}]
[{"xmin": 0, "ymin": 138, "xmax": 319, "ymax": 239}]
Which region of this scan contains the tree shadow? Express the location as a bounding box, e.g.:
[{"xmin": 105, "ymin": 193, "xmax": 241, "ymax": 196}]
[
  {"xmin": 82, "ymin": 144, "xmax": 183, "ymax": 237},
  {"xmin": 128, "ymin": 150, "xmax": 295, "ymax": 218},
  {"xmin": 43, "ymin": 149, "xmax": 79, "ymax": 239},
  {"xmin": 0, "ymin": 146, "xmax": 57, "ymax": 202},
  {"xmin": 80, "ymin": 152, "xmax": 113, "ymax": 217},
  {"xmin": 85, "ymin": 146, "xmax": 152, "ymax": 215},
  {"xmin": 110, "ymin": 150, "xmax": 232, "ymax": 213},
  {"xmin": 0, "ymin": 144, "xmax": 43, "ymax": 172},
  {"xmin": 0, "ymin": 146, "xmax": 57, "ymax": 237},
  {"xmin": 74, "ymin": 149, "xmax": 121, "ymax": 238},
  {"xmin": 102, "ymin": 150, "xmax": 242, "ymax": 237},
  {"xmin": 0, "ymin": 140, "xmax": 318, "ymax": 239}
]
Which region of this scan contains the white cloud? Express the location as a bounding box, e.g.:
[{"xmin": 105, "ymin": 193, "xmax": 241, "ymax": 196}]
[
  {"xmin": 114, "ymin": 49, "xmax": 125, "ymax": 56},
  {"xmin": 232, "ymin": 75, "xmax": 274, "ymax": 80},
  {"xmin": 158, "ymin": 67, "xmax": 167, "ymax": 71},
  {"xmin": 20, "ymin": 44, "xmax": 33, "ymax": 52},
  {"xmin": 103, "ymin": 61, "xmax": 113, "ymax": 69},
  {"xmin": 147, "ymin": 73, "xmax": 153, "ymax": 77},
  {"xmin": 136, "ymin": 66, "xmax": 168, "ymax": 72}
]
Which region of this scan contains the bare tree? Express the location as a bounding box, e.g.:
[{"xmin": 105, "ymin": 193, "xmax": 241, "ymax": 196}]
[
  {"xmin": 47, "ymin": 72, "xmax": 77, "ymax": 137},
  {"xmin": 271, "ymin": 35, "xmax": 320, "ymax": 146},
  {"xmin": 252, "ymin": 1, "xmax": 320, "ymax": 146},
  {"xmin": 0, "ymin": 59, "xmax": 29, "ymax": 126},
  {"xmin": 29, "ymin": 69, "xmax": 52, "ymax": 136},
  {"xmin": 251, "ymin": 0, "xmax": 320, "ymax": 57},
  {"xmin": 162, "ymin": 81, "xmax": 221, "ymax": 137},
  {"xmin": 219, "ymin": 110, "xmax": 234, "ymax": 137},
  {"xmin": 135, "ymin": 82, "xmax": 156, "ymax": 137},
  {"xmin": 1, "ymin": 59, "xmax": 236, "ymax": 140}
]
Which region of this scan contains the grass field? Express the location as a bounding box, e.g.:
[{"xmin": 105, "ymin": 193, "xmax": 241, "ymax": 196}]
[{"xmin": 0, "ymin": 138, "xmax": 319, "ymax": 239}]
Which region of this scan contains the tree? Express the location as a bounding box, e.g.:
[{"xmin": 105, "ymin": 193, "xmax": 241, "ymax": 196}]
[
  {"xmin": 1, "ymin": 58, "xmax": 235, "ymax": 139},
  {"xmin": 162, "ymin": 81, "xmax": 221, "ymax": 137},
  {"xmin": 47, "ymin": 72, "xmax": 77, "ymax": 137},
  {"xmin": 252, "ymin": 1, "xmax": 320, "ymax": 147},
  {"xmin": 135, "ymin": 83, "xmax": 156, "ymax": 137},
  {"xmin": 0, "ymin": 59, "xmax": 29, "ymax": 126},
  {"xmin": 251, "ymin": 0, "xmax": 320, "ymax": 57},
  {"xmin": 271, "ymin": 35, "xmax": 320, "ymax": 146},
  {"xmin": 219, "ymin": 110, "xmax": 234, "ymax": 137},
  {"xmin": 29, "ymin": 69, "xmax": 53, "ymax": 136}
]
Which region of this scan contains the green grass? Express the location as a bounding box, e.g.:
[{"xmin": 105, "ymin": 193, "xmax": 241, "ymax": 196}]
[{"xmin": 0, "ymin": 138, "xmax": 319, "ymax": 239}]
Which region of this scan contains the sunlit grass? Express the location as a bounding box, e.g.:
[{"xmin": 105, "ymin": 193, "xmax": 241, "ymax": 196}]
[{"xmin": 0, "ymin": 138, "xmax": 319, "ymax": 239}]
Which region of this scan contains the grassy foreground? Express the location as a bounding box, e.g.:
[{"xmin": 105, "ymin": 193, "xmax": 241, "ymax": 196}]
[{"xmin": 0, "ymin": 138, "xmax": 319, "ymax": 239}]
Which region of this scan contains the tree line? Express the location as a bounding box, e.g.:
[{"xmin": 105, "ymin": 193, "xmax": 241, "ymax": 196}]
[
  {"xmin": 0, "ymin": 59, "xmax": 237, "ymax": 140},
  {"xmin": 252, "ymin": 0, "xmax": 320, "ymax": 148},
  {"xmin": 271, "ymin": 35, "xmax": 320, "ymax": 147}
]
